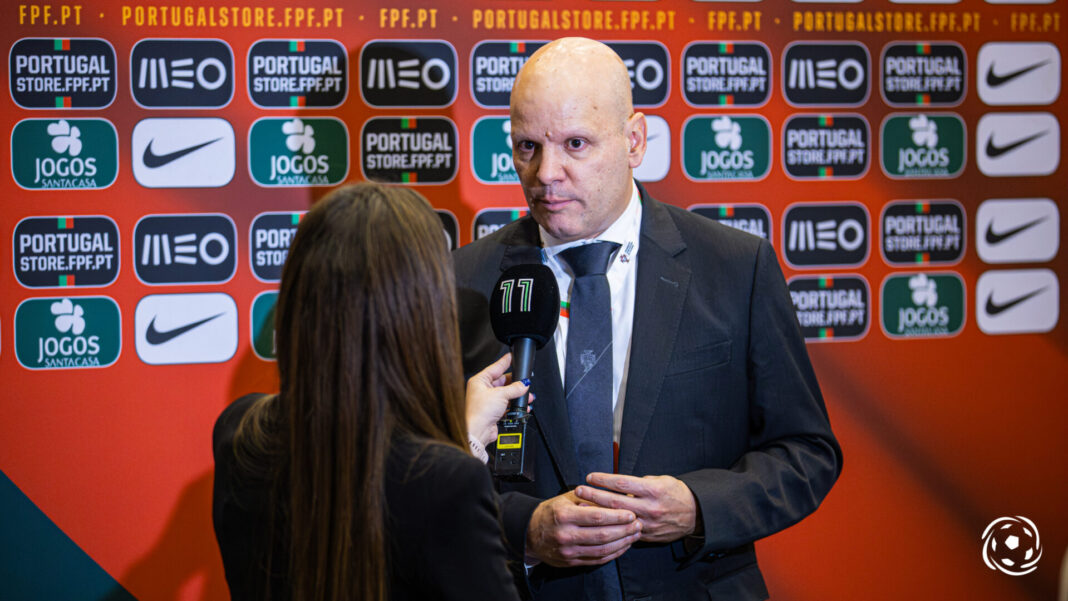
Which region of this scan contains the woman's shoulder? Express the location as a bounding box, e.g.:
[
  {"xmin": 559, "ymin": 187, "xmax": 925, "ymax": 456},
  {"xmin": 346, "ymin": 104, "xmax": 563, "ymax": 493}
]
[
  {"xmin": 213, "ymin": 393, "xmax": 271, "ymax": 453},
  {"xmin": 387, "ymin": 435, "xmax": 492, "ymax": 502}
]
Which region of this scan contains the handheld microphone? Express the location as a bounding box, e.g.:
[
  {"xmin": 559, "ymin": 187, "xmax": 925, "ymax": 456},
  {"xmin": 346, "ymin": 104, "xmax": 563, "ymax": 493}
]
[{"xmin": 488, "ymin": 263, "xmax": 559, "ymax": 481}]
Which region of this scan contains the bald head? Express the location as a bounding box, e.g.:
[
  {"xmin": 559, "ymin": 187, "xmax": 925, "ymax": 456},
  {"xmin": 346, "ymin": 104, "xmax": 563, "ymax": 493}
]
[
  {"xmin": 512, "ymin": 38, "xmax": 633, "ymax": 131},
  {"xmin": 506, "ymin": 37, "xmax": 646, "ymax": 242}
]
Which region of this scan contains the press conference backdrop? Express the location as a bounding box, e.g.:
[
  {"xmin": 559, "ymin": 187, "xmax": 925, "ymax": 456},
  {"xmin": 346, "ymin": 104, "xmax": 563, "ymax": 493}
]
[{"xmin": 1, "ymin": 0, "xmax": 1064, "ymax": 599}]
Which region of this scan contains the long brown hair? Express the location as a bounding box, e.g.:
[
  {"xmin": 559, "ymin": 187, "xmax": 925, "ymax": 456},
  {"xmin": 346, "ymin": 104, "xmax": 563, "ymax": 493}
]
[{"xmin": 236, "ymin": 182, "xmax": 468, "ymax": 601}]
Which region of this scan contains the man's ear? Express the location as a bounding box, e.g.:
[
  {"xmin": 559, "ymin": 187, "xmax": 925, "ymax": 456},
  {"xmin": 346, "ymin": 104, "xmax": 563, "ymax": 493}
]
[{"xmin": 626, "ymin": 112, "xmax": 647, "ymax": 169}]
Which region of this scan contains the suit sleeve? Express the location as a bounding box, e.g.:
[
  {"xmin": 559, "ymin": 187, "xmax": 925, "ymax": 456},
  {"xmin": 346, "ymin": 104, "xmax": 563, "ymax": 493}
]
[
  {"xmin": 415, "ymin": 452, "xmax": 523, "ymax": 601},
  {"xmin": 677, "ymin": 238, "xmax": 843, "ymax": 559}
]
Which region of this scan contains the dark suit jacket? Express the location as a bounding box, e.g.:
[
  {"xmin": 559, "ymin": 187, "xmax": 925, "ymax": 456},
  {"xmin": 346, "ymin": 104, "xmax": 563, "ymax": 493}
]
[
  {"xmin": 453, "ymin": 186, "xmax": 843, "ymax": 601},
  {"xmin": 212, "ymin": 394, "xmax": 521, "ymax": 601}
]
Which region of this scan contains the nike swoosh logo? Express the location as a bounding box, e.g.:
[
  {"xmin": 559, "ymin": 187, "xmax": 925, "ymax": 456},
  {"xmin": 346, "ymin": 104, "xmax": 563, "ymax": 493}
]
[
  {"xmin": 985, "ymin": 131, "xmax": 1046, "ymax": 158},
  {"xmin": 985, "ymin": 287, "xmax": 1046, "ymax": 316},
  {"xmin": 145, "ymin": 313, "xmax": 224, "ymax": 345},
  {"xmin": 984, "ymin": 217, "xmax": 1047, "ymax": 245},
  {"xmin": 986, "ymin": 60, "xmax": 1050, "ymax": 88},
  {"xmin": 142, "ymin": 137, "xmax": 222, "ymax": 168}
]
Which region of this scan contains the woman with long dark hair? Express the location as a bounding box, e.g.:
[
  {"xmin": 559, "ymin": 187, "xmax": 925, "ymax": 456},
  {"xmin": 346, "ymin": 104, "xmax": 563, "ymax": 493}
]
[{"xmin": 212, "ymin": 182, "xmax": 524, "ymax": 601}]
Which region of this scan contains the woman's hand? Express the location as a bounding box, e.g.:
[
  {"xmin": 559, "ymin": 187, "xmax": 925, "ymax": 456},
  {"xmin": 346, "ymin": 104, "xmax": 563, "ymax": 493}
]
[{"xmin": 466, "ymin": 353, "xmax": 531, "ymax": 446}]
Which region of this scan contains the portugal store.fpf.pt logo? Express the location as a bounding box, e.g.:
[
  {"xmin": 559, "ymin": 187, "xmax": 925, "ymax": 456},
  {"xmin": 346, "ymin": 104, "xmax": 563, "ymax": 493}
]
[
  {"xmin": 682, "ymin": 41, "xmax": 771, "ymax": 108},
  {"xmin": 247, "ymin": 39, "xmax": 347, "ymax": 108},
  {"xmin": 787, "ymin": 275, "xmax": 870, "ymax": 342},
  {"xmin": 9, "ymin": 38, "xmax": 116, "ymax": 109}
]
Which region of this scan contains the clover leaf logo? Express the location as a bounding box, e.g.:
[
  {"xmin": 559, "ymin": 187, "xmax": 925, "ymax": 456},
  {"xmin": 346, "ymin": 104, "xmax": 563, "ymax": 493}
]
[
  {"xmin": 47, "ymin": 119, "xmax": 83, "ymax": 157},
  {"xmin": 50, "ymin": 298, "xmax": 86, "ymax": 335},
  {"xmin": 282, "ymin": 118, "xmax": 316, "ymax": 154},
  {"xmin": 909, "ymin": 114, "xmax": 939, "ymax": 149},
  {"xmin": 908, "ymin": 273, "xmax": 938, "ymax": 307},
  {"xmin": 712, "ymin": 116, "xmax": 742, "ymax": 151}
]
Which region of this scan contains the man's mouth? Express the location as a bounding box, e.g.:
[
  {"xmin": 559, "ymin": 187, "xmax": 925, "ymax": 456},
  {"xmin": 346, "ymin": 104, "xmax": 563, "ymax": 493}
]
[{"xmin": 534, "ymin": 194, "xmax": 575, "ymax": 209}]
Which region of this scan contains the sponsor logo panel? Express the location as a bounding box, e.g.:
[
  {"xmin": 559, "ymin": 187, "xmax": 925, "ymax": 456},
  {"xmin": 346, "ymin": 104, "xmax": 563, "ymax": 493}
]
[
  {"xmin": 881, "ymin": 272, "xmax": 965, "ymax": 338},
  {"xmin": 978, "ymin": 42, "xmax": 1060, "ymax": 106},
  {"xmin": 976, "ymin": 269, "xmax": 1058, "ymax": 334},
  {"xmin": 9, "ymin": 38, "xmax": 116, "ymax": 109},
  {"xmin": 14, "ymin": 216, "xmax": 119, "ymax": 288},
  {"xmin": 130, "ymin": 38, "xmax": 234, "ymax": 108},
  {"xmin": 470, "ymin": 40, "xmax": 545, "ymax": 107},
  {"xmin": 783, "ymin": 41, "xmax": 870, "ymax": 106},
  {"xmin": 132, "ymin": 117, "xmax": 235, "ymax": 188},
  {"xmin": 882, "ymin": 42, "xmax": 966, "ymax": 106},
  {"xmin": 982, "ymin": 516, "xmax": 1043, "ymax": 576},
  {"xmin": 361, "ymin": 117, "xmax": 457, "ymax": 184},
  {"xmin": 976, "ymin": 198, "xmax": 1059, "ymax": 264},
  {"xmin": 473, "ymin": 208, "xmax": 528, "ymax": 241},
  {"xmin": 783, "ymin": 202, "xmax": 870, "ymax": 267},
  {"xmin": 250, "ymin": 212, "xmax": 304, "ymax": 282},
  {"xmin": 880, "ymin": 113, "xmax": 965, "ymax": 178},
  {"xmin": 437, "ymin": 209, "xmax": 459, "ymax": 250},
  {"xmin": 133, "ymin": 213, "xmax": 237, "ymax": 285},
  {"xmin": 682, "ymin": 42, "xmax": 771, "ymax": 107},
  {"xmin": 360, "ymin": 39, "xmax": 457, "ymax": 108},
  {"xmin": 977, "ymin": 112, "xmax": 1059, "ymax": 177},
  {"xmin": 249, "ymin": 117, "xmax": 348, "ymax": 187},
  {"xmin": 606, "ymin": 41, "xmax": 670, "ymax": 107},
  {"xmin": 881, "ymin": 200, "xmax": 965, "ymax": 266},
  {"xmin": 689, "ymin": 204, "xmax": 772, "ymax": 240},
  {"xmin": 247, "ymin": 39, "xmax": 347, "ymax": 108},
  {"xmin": 788, "ymin": 275, "xmax": 870, "ymax": 342},
  {"xmin": 14, "ymin": 296, "xmax": 121, "ymax": 369},
  {"xmin": 635, "ymin": 115, "xmax": 670, "ymax": 183},
  {"xmin": 135, "ymin": 292, "xmax": 238, "ymax": 365},
  {"xmin": 11, "ymin": 118, "xmax": 118, "ymax": 190},
  {"xmin": 251, "ymin": 291, "xmax": 278, "ymax": 360},
  {"xmin": 682, "ymin": 115, "xmax": 771, "ymax": 181},
  {"xmin": 783, "ymin": 114, "xmax": 869, "ymax": 179},
  {"xmin": 471, "ymin": 116, "xmax": 517, "ymax": 184}
]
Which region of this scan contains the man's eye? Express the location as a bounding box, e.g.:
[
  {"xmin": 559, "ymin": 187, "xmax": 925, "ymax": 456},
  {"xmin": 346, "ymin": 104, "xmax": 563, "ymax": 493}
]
[
  {"xmin": 567, "ymin": 139, "xmax": 587, "ymax": 150},
  {"xmin": 515, "ymin": 141, "xmax": 535, "ymax": 152}
]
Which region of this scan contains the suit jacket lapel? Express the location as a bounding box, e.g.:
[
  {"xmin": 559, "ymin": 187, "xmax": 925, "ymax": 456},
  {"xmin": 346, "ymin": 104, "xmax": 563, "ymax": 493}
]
[
  {"xmin": 498, "ymin": 218, "xmax": 583, "ymax": 487},
  {"xmin": 619, "ymin": 188, "xmax": 690, "ymax": 475}
]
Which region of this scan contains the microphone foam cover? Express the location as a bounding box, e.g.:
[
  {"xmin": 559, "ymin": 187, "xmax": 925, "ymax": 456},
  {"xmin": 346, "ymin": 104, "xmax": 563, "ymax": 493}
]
[{"xmin": 489, "ymin": 264, "xmax": 560, "ymax": 349}]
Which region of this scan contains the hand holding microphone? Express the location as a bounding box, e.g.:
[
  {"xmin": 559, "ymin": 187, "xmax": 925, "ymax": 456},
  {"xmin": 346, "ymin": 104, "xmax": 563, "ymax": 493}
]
[
  {"xmin": 488, "ymin": 263, "xmax": 559, "ymax": 481},
  {"xmin": 465, "ymin": 353, "xmax": 531, "ymax": 448}
]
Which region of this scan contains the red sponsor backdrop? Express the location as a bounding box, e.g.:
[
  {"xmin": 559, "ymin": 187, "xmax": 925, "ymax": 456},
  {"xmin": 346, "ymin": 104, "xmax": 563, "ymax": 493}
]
[{"xmin": 1, "ymin": 0, "xmax": 1065, "ymax": 599}]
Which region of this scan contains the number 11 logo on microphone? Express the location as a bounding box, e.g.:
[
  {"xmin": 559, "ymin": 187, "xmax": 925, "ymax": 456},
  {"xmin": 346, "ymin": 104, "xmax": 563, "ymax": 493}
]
[{"xmin": 499, "ymin": 278, "xmax": 534, "ymax": 313}]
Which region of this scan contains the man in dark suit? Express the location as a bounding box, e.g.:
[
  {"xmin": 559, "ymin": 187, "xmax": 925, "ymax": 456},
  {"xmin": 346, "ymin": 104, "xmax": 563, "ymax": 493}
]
[{"xmin": 454, "ymin": 37, "xmax": 842, "ymax": 600}]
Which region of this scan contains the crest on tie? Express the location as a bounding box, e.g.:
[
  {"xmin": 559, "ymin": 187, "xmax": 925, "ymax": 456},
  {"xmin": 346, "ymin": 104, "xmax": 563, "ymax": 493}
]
[{"xmin": 580, "ymin": 349, "xmax": 597, "ymax": 373}]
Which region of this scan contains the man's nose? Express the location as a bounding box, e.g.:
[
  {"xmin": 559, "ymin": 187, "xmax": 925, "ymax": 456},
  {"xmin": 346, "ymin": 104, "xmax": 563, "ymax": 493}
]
[{"xmin": 536, "ymin": 146, "xmax": 565, "ymax": 185}]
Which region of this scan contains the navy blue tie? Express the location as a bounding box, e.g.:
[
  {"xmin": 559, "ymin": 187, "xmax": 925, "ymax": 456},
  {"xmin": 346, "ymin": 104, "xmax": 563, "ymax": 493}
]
[{"xmin": 559, "ymin": 241, "xmax": 624, "ymax": 601}]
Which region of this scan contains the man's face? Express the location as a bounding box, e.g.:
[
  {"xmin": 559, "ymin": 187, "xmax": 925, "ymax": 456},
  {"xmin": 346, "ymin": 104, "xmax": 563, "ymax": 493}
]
[{"xmin": 510, "ymin": 84, "xmax": 645, "ymax": 243}]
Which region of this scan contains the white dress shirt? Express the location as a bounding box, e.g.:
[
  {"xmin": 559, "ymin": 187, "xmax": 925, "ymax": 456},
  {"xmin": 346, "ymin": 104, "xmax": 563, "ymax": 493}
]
[{"xmin": 538, "ymin": 183, "xmax": 642, "ymax": 444}]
